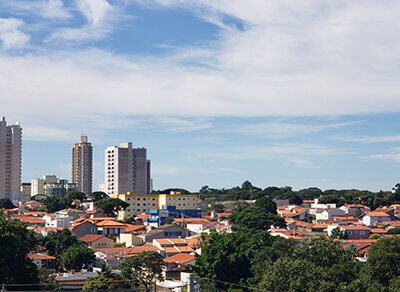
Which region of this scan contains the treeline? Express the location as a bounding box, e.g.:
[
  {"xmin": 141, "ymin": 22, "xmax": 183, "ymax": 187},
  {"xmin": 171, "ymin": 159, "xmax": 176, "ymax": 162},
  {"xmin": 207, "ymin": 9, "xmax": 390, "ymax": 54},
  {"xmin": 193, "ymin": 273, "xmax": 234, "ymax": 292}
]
[
  {"xmin": 195, "ymin": 197, "xmax": 400, "ymax": 291},
  {"xmin": 199, "ymin": 181, "xmax": 400, "ymax": 210}
]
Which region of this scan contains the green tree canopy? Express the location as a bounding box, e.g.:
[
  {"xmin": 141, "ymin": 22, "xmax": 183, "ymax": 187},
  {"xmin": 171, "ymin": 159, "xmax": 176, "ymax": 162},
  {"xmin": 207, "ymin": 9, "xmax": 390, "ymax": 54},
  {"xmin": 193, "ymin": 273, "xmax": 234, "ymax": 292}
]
[
  {"xmin": 0, "ymin": 198, "xmax": 14, "ymax": 209},
  {"xmin": 254, "ymin": 196, "xmax": 277, "ymax": 214},
  {"xmin": 0, "ymin": 211, "xmax": 39, "ymax": 286},
  {"xmin": 65, "ymin": 191, "xmax": 87, "ymax": 202},
  {"xmin": 229, "ymin": 206, "xmax": 286, "ymax": 231},
  {"xmin": 366, "ymin": 237, "xmax": 400, "ymax": 286},
  {"xmin": 61, "ymin": 244, "xmax": 95, "ymax": 272},
  {"xmin": 120, "ymin": 251, "xmax": 164, "ymax": 292},
  {"xmin": 94, "ymin": 198, "xmax": 129, "ymax": 217},
  {"xmin": 91, "ymin": 191, "xmax": 109, "ymax": 202}
]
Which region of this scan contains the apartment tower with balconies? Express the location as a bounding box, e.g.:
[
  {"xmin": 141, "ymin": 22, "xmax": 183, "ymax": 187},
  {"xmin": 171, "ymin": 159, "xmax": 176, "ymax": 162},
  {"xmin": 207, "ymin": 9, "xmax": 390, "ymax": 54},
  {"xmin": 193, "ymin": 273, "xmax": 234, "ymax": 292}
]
[
  {"xmin": 72, "ymin": 135, "xmax": 93, "ymax": 195},
  {"xmin": 0, "ymin": 117, "xmax": 22, "ymax": 201}
]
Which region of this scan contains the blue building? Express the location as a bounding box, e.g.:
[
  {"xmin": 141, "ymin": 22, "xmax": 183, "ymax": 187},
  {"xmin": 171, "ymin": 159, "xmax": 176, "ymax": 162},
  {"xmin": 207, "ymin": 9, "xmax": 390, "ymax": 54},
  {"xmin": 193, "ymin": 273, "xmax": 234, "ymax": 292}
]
[{"xmin": 147, "ymin": 206, "xmax": 202, "ymax": 227}]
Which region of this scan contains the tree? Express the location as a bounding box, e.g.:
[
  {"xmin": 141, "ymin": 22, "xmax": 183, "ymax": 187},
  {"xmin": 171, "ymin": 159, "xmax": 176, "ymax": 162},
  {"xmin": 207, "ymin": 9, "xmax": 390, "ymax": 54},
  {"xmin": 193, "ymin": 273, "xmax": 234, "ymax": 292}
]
[
  {"xmin": 366, "ymin": 237, "xmax": 400, "ymax": 286},
  {"xmin": 91, "ymin": 191, "xmax": 109, "ymax": 202},
  {"xmin": 0, "ymin": 198, "xmax": 14, "ymax": 209},
  {"xmin": 43, "ymin": 195, "xmax": 69, "ymax": 213},
  {"xmin": 164, "ymin": 216, "xmax": 174, "ymax": 224},
  {"xmin": 330, "ymin": 227, "xmax": 348, "ymax": 239},
  {"xmin": 95, "ymin": 198, "xmax": 129, "ymax": 217},
  {"xmin": 43, "ymin": 229, "xmax": 81, "ymax": 258},
  {"xmin": 38, "ymin": 267, "xmax": 59, "ymax": 291},
  {"xmin": 65, "ymin": 191, "xmax": 86, "ymax": 202},
  {"xmin": 254, "ymin": 196, "xmax": 277, "ymax": 214},
  {"xmin": 259, "ymin": 258, "xmax": 325, "ymax": 292},
  {"xmin": 388, "ymin": 227, "xmax": 400, "ymax": 234},
  {"xmin": 293, "ymin": 236, "xmax": 356, "ymax": 268},
  {"xmin": 229, "ymin": 206, "xmax": 286, "ymax": 231},
  {"xmin": 120, "ymin": 251, "xmax": 164, "ymax": 292},
  {"xmin": 0, "ymin": 211, "xmax": 39, "ymax": 286},
  {"xmin": 61, "ymin": 244, "xmax": 95, "ymax": 271},
  {"xmin": 83, "ymin": 262, "xmax": 118, "ymax": 291}
]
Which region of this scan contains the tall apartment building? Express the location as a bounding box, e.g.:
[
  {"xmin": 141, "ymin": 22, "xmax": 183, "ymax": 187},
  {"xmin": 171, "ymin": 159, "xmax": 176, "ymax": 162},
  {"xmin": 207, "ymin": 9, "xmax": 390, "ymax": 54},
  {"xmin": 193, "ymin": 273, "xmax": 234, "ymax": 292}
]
[
  {"xmin": 105, "ymin": 142, "xmax": 151, "ymax": 196},
  {"xmin": 72, "ymin": 135, "xmax": 93, "ymax": 195},
  {"xmin": 0, "ymin": 117, "xmax": 22, "ymax": 201}
]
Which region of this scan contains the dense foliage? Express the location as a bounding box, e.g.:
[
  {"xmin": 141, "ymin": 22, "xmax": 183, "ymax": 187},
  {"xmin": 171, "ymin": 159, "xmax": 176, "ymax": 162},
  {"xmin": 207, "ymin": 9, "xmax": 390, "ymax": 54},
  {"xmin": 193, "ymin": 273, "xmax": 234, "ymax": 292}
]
[
  {"xmin": 94, "ymin": 198, "xmax": 129, "ymax": 217},
  {"xmin": 61, "ymin": 244, "xmax": 95, "ymax": 271},
  {"xmin": 42, "ymin": 191, "xmax": 87, "ymax": 213},
  {"xmin": 0, "ymin": 198, "xmax": 14, "ymax": 209},
  {"xmin": 199, "ymin": 180, "xmax": 397, "ymax": 210},
  {"xmin": 195, "ymin": 231, "xmax": 400, "ymax": 291},
  {"xmin": 0, "ymin": 211, "xmax": 39, "ymax": 288},
  {"xmin": 120, "ymin": 251, "xmax": 164, "ymax": 292}
]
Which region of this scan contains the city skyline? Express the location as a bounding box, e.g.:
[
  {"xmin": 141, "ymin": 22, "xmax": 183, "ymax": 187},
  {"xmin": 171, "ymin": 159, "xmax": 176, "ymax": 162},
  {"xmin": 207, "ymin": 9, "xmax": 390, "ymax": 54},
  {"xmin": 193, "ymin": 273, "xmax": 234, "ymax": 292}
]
[{"xmin": 2, "ymin": 1, "xmax": 400, "ymax": 192}]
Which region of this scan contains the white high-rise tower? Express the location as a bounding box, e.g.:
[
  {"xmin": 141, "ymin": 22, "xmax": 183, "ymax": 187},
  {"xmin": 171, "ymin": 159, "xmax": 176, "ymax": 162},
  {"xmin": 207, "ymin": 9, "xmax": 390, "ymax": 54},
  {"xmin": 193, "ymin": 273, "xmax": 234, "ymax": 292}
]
[
  {"xmin": 104, "ymin": 142, "xmax": 151, "ymax": 196},
  {"xmin": 0, "ymin": 117, "xmax": 22, "ymax": 201}
]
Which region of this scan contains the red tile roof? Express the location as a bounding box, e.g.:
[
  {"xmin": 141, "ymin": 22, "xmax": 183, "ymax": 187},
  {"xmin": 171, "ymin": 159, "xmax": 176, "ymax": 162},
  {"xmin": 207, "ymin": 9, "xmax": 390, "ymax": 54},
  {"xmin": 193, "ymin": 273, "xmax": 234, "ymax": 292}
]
[
  {"xmin": 164, "ymin": 253, "xmax": 195, "ymax": 264},
  {"xmin": 28, "ymin": 253, "xmax": 55, "ymax": 260},
  {"xmin": 79, "ymin": 234, "xmax": 107, "ymax": 243}
]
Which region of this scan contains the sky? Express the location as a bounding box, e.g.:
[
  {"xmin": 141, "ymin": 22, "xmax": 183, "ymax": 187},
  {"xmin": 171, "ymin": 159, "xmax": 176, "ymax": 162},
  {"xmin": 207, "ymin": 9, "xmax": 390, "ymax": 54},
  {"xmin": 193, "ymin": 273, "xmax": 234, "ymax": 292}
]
[{"xmin": 1, "ymin": 0, "xmax": 400, "ymax": 192}]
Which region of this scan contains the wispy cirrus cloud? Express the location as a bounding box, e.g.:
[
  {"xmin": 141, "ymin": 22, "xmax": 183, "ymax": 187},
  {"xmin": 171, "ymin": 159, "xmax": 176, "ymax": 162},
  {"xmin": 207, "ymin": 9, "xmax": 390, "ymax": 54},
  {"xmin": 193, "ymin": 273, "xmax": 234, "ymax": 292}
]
[
  {"xmin": 239, "ymin": 121, "xmax": 361, "ymax": 138},
  {"xmin": 334, "ymin": 134, "xmax": 400, "ymax": 144},
  {"xmin": 48, "ymin": 0, "xmax": 116, "ymax": 42},
  {"xmin": 368, "ymin": 154, "xmax": 400, "ymax": 163}
]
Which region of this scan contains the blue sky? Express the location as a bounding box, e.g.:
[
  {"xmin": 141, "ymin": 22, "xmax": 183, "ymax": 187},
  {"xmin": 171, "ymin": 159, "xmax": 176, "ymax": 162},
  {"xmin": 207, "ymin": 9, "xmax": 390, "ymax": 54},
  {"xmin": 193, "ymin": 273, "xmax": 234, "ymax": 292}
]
[{"xmin": 2, "ymin": 0, "xmax": 400, "ymax": 192}]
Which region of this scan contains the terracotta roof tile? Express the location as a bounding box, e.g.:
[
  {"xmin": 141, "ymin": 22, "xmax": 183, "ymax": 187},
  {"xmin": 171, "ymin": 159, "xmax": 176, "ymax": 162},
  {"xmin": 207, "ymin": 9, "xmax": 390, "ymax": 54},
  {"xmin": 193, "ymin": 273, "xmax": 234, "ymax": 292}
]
[
  {"xmin": 79, "ymin": 234, "xmax": 107, "ymax": 243},
  {"xmin": 164, "ymin": 253, "xmax": 195, "ymax": 264}
]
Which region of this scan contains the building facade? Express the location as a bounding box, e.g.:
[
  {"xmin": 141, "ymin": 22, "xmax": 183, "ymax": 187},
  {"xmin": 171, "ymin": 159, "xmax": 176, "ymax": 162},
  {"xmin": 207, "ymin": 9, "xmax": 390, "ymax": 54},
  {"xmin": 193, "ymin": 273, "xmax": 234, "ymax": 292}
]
[
  {"xmin": 113, "ymin": 191, "xmax": 199, "ymax": 220},
  {"xmin": 20, "ymin": 183, "xmax": 31, "ymax": 203},
  {"xmin": 72, "ymin": 135, "xmax": 93, "ymax": 195},
  {"xmin": 104, "ymin": 142, "xmax": 151, "ymax": 196},
  {"xmin": 31, "ymin": 174, "xmax": 77, "ymax": 197},
  {"xmin": 0, "ymin": 117, "xmax": 22, "ymax": 201}
]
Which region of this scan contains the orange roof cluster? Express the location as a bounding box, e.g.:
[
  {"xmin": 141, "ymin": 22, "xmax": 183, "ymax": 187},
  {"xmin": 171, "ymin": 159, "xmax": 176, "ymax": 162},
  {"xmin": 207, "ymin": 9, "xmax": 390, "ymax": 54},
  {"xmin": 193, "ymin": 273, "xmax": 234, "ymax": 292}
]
[
  {"xmin": 96, "ymin": 220, "xmax": 127, "ymax": 228},
  {"xmin": 11, "ymin": 215, "xmax": 45, "ymax": 224}
]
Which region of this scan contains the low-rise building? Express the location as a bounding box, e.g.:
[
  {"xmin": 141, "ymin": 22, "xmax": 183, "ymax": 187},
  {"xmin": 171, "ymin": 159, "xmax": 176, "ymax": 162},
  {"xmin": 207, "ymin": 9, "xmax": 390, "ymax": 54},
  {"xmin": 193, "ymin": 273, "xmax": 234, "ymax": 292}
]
[
  {"xmin": 362, "ymin": 211, "xmax": 392, "ymax": 226},
  {"xmin": 70, "ymin": 220, "xmax": 98, "ymax": 238},
  {"xmin": 112, "ymin": 191, "xmax": 199, "ymax": 220},
  {"xmin": 79, "ymin": 234, "xmax": 114, "ymax": 250},
  {"xmin": 28, "ymin": 253, "xmax": 56, "ymax": 269}
]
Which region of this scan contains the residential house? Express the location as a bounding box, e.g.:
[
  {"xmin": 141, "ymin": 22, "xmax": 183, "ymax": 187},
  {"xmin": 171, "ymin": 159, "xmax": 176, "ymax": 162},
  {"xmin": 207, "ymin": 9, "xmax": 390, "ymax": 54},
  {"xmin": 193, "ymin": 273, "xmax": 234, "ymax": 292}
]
[
  {"xmin": 339, "ymin": 204, "xmax": 370, "ymax": 217},
  {"xmin": 316, "ymin": 208, "xmax": 346, "ymax": 222},
  {"xmin": 153, "ymin": 239, "xmax": 194, "ymax": 257},
  {"xmin": 362, "ymin": 211, "xmax": 392, "ymax": 226},
  {"xmin": 70, "ymin": 220, "xmax": 98, "ymax": 238},
  {"xmin": 327, "ymin": 225, "xmax": 370, "ymax": 239},
  {"xmin": 163, "ymin": 253, "xmax": 195, "ymax": 289},
  {"xmin": 28, "ymin": 253, "xmax": 56, "ymax": 269},
  {"xmin": 79, "ymin": 234, "xmax": 114, "ymax": 250},
  {"xmin": 96, "ymin": 220, "xmax": 126, "ymax": 235}
]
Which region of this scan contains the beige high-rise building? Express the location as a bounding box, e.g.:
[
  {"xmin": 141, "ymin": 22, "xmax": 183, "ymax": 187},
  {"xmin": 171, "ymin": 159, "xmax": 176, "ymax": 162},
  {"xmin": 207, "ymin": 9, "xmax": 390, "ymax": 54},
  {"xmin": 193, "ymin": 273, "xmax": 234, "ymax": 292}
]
[
  {"xmin": 72, "ymin": 136, "xmax": 93, "ymax": 195},
  {"xmin": 0, "ymin": 117, "xmax": 22, "ymax": 201}
]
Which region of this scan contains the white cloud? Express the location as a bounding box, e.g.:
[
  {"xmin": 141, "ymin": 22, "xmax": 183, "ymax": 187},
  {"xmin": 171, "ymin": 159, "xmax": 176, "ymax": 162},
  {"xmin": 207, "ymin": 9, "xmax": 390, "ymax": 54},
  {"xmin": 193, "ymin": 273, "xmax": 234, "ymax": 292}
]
[
  {"xmin": 334, "ymin": 135, "xmax": 400, "ymax": 144},
  {"xmin": 0, "ymin": 18, "xmax": 30, "ymax": 49},
  {"xmin": 40, "ymin": 0, "xmax": 71, "ymax": 19},
  {"xmin": 368, "ymin": 154, "xmax": 400, "ymax": 163},
  {"xmin": 49, "ymin": 0, "xmax": 114, "ymax": 41},
  {"xmin": 3, "ymin": 1, "xmax": 400, "ymax": 133},
  {"xmin": 239, "ymin": 121, "xmax": 360, "ymax": 138},
  {"xmin": 23, "ymin": 126, "xmax": 76, "ymax": 142}
]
